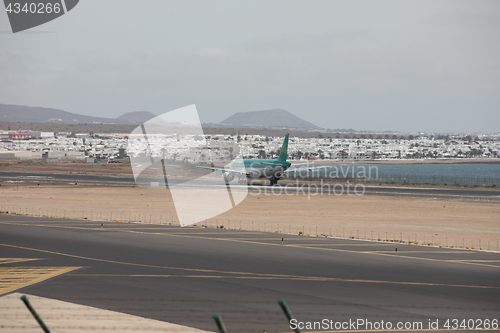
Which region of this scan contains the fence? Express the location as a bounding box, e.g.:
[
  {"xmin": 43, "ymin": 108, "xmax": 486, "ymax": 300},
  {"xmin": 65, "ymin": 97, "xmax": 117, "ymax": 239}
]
[{"xmin": 1, "ymin": 206, "xmax": 499, "ymax": 252}]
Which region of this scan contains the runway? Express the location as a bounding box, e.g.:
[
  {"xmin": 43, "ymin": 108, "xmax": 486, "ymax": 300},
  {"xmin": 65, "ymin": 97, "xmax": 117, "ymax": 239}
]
[
  {"xmin": 1, "ymin": 215, "xmax": 499, "ymax": 332},
  {"xmin": 1, "ymin": 171, "xmax": 499, "ymax": 199}
]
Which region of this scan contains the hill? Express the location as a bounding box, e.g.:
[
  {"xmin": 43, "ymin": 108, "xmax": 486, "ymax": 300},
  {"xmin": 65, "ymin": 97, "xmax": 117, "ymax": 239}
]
[
  {"xmin": 1, "ymin": 104, "xmax": 322, "ymax": 131},
  {"xmin": 0, "ymin": 104, "xmax": 156, "ymax": 125},
  {"xmin": 116, "ymin": 111, "xmax": 157, "ymax": 124},
  {"xmin": 220, "ymin": 109, "xmax": 321, "ymax": 130}
]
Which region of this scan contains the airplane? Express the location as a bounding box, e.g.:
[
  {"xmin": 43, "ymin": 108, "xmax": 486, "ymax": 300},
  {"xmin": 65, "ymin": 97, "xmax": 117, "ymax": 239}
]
[{"xmin": 196, "ymin": 133, "xmax": 319, "ymax": 186}]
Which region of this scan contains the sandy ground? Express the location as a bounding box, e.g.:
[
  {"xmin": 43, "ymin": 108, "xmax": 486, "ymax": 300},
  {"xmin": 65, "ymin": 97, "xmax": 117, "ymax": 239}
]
[
  {"xmin": 1, "ymin": 181, "xmax": 499, "ymax": 251},
  {"xmin": 0, "ymin": 159, "xmax": 133, "ymax": 176},
  {"xmin": 0, "ymin": 293, "xmax": 210, "ymax": 333}
]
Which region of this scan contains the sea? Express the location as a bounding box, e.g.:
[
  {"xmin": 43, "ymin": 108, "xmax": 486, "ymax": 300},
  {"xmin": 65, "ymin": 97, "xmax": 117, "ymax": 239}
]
[{"xmin": 286, "ymin": 162, "xmax": 500, "ymax": 186}]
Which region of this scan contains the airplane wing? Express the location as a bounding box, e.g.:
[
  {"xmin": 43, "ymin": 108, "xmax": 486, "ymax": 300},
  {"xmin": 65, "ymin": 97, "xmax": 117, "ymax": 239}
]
[{"xmin": 196, "ymin": 165, "xmax": 249, "ymax": 175}]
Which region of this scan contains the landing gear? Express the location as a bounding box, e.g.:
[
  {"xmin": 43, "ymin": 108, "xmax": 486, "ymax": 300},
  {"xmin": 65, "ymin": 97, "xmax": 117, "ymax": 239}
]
[{"xmin": 269, "ymin": 176, "xmax": 279, "ymax": 186}]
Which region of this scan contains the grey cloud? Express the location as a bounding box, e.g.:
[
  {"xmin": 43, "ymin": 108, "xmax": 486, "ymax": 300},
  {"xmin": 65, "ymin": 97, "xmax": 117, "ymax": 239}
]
[{"xmin": 0, "ymin": 0, "xmax": 498, "ymax": 132}]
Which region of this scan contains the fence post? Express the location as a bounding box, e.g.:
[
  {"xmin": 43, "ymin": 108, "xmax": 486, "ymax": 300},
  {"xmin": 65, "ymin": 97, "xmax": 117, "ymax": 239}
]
[
  {"xmin": 21, "ymin": 295, "xmax": 51, "ymax": 333},
  {"xmin": 278, "ymin": 299, "xmax": 301, "ymax": 333},
  {"xmin": 212, "ymin": 313, "xmax": 228, "ymax": 333}
]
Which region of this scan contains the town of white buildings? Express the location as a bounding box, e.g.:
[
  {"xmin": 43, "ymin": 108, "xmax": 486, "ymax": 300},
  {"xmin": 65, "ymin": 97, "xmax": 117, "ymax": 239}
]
[{"xmin": 0, "ymin": 129, "xmax": 499, "ymax": 163}]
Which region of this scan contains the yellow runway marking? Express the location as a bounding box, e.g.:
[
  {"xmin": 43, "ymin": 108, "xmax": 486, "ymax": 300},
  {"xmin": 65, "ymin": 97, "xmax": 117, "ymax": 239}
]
[
  {"xmin": 2, "ymin": 243, "xmax": 498, "ymax": 290},
  {"xmin": 1, "ymin": 221, "xmax": 499, "ymax": 269},
  {"xmin": 0, "ymin": 242, "xmax": 302, "ymax": 279},
  {"xmin": 0, "ymin": 266, "xmax": 81, "ymax": 296},
  {"xmin": 0, "ymin": 258, "xmax": 41, "ymax": 265},
  {"xmin": 161, "ymin": 234, "xmax": 500, "ymax": 269},
  {"xmin": 67, "ymin": 273, "xmax": 500, "ymax": 289}
]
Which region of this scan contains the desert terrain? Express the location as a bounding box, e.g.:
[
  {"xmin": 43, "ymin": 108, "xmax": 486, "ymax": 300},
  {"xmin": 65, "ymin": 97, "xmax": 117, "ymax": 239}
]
[{"xmin": 1, "ymin": 181, "xmax": 499, "ymax": 251}]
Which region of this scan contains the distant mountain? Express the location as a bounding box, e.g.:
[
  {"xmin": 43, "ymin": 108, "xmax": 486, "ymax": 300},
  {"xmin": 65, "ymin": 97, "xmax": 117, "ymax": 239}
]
[
  {"xmin": 0, "ymin": 104, "xmax": 112, "ymax": 124},
  {"xmin": 220, "ymin": 109, "xmax": 321, "ymax": 130},
  {"xmin": 1, "ymin": 104, "xmax": 323, "ymax": 131},
  {"xmin": 116, "ymin": 111, "xmax": 157, "ymax": 124},
  {"xmin": 0, "ymin": 104, "xmax": 157, "ymax": 125}
]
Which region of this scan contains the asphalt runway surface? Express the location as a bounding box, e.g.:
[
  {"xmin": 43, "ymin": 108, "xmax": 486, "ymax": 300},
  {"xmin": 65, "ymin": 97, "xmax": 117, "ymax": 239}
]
[
  {"xmin": 1, "ymin": 171, "xmax": 500, "ymax": 199},
  {"xmin": 1, "ymin": 214, "xmax": 499, "ymax": 332}
]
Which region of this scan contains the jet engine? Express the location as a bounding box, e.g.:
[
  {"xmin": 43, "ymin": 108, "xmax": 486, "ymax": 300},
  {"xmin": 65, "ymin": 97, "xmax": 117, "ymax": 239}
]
[
  {"xmin": 248, "ymin": 170, "xmax": 260, "ymax": 178},
  {"xmin": 222, "ymin": 172, "xmax": 234, "ymax": 184}
]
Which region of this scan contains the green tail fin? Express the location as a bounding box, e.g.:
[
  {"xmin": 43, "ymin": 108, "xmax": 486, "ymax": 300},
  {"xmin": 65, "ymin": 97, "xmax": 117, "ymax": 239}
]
[{"xmin": 277, "ymin": 133, "xmax": 289, "ymax": 161}]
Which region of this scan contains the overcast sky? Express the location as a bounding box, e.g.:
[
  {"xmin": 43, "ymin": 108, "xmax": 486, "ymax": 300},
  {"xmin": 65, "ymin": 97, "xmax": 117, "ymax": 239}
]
[{"xmin": 1, "ymin": 0, "xmax": 499, "ymax": 133}]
